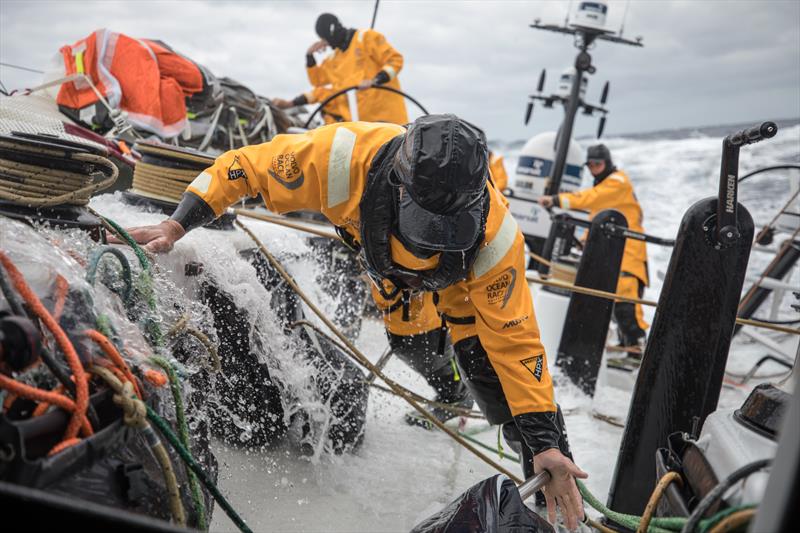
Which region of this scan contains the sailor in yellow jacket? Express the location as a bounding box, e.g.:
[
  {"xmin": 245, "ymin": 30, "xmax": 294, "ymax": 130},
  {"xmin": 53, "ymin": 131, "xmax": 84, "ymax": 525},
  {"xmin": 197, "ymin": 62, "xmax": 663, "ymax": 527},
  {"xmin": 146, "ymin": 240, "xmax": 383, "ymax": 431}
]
[
  {"xmin": 539, "ymin": 144, "xmax": 649, "ymax": 351},
  {"xmin": 489, "ymin": 151, "xmax": 510, "ymax": 192},
  {"xmin": 120, "ymin": 115, "xmax": 587, "ymax": 529},
  {"xmin": 302, "ymin": 13, "xmax": 408, "ymax": 124},
  {"xmin": 370, "ymin": 151, "xmax": 511, "ymax": 430}
]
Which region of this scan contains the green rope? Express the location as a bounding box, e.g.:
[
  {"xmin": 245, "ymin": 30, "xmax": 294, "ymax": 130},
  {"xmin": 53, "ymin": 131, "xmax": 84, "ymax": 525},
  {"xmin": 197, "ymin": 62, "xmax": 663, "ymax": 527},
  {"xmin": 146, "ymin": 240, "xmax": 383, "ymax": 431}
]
[
  {"xmin": 146, "ymin": 405, "xmax": 253, "ymax": 533},
  {"xmin": 96, "ymin": 213, "xmax": 163, "ymax": 344},
  {"xmin": 698, "ymin": 504, "xmax": 757, "ymax": 532},
  {"xmin": 99, "ymin": 214, "xmax": 151, "ymax": 272},
  {"xmin": 95, "ymin": 313, "xmax": 114, "ymax": 339},
  {"xmin": 136, "ymin": 269, "xmax": 163, "ymax": 345},
  {"xmin": 150, "ymin": 356, "xmax": 206, "ymax": 530},
  {"xmin": 86, "ymin": 246, "xmax": 134, "ymax": 303},
  {"xmin": 576, "ymin": 480, "xmax": 757, "ymax": 532},
  {"xmin": 457, "ymin": 431, "xmax": 520, "ymax": 464}
]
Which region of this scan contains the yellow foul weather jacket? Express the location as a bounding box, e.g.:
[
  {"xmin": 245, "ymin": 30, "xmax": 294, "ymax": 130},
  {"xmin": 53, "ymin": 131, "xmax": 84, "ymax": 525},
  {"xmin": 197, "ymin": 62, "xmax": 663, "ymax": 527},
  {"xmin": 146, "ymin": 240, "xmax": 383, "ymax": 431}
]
[
  {"xmin": 186, "ymin": 122, "xmax": 556, "ymax": 423},
  {"xmin": 558, "ymin": 170, "xmax": 648, "ymax": 286},
  {"xmin": 307, "ymin": 30, "xmax": 408, "ymax": 125}
]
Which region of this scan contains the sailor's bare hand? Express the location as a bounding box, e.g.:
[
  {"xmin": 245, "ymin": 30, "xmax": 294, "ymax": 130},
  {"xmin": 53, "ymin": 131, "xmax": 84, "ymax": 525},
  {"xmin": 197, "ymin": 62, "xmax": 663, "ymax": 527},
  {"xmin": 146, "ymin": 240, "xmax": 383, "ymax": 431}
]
[
  {"xmin": 307, "ymin": 40, "xmax": 328, "ymax": 54},
  {"xmin": 533, "ymin": 448, "xmax": 588, "ymax": 530},
  {"xmin": 271, "ymin": 98, "xmax": 293, "ymax": 109},
  {"xmin": 108, "ymin": 219, "xmax": 186, "ymax": 254},
  {"xmin": 357, "ymin": 79, "xmax": 374, "ymax": 90},
  {"xmin": 538, "ymin": 195, "xmax": 554, "ymax": 208}
]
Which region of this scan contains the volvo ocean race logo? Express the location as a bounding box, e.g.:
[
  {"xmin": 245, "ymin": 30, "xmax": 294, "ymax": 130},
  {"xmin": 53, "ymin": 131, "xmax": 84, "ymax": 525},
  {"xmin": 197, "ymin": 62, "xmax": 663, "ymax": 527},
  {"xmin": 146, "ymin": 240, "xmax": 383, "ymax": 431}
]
[
  {"xmin": 486, "ymin": 268, "xmax": 516, "ymax": 309},
  {"xmin": 269, "ymin": 152, "xmax": 305, "ymax": 190}
]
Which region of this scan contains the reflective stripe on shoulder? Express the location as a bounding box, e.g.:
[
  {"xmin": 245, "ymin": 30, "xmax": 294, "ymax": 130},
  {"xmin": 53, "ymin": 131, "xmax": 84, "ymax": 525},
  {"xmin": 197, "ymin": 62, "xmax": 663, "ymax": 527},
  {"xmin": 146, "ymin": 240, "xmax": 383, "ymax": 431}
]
[
  {"xmin": 358, "ymin": 31, "xmax": 365, "ymax": 43},
  {"xmin": 383, "ymin": 65, "xmax": 397, "ymax": 80},
  {"xmin": 189, "ymin": 171, "xmax": 212, "ymax": 194},
  {"xmin": 472, "ymin": 211, "xmax": 518, "ymax": 278},
  {"xmin": 327, "ymin": 127, "xmax": 356, "ymax": 208},
  {"xmin": 609, "ymin": 173, "xmax": 626, "ymax": 183}
]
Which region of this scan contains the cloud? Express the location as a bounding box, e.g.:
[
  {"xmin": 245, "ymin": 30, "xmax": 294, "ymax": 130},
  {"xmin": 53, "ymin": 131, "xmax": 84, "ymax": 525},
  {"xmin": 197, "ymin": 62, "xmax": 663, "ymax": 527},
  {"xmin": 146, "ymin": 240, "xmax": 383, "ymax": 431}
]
[{"xmin": 1, "ymin": 0, "xmax": 798, "ymax": 142}]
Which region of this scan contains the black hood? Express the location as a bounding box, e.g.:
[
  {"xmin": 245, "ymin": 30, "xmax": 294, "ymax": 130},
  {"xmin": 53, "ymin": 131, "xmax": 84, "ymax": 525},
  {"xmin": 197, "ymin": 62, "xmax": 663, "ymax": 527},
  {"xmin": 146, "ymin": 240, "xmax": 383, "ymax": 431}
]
[
  {"xmin": 315, "ymin": 13, "xmax": 351, "ymax": 50},
  {"xmin": 586, "ymin": 143, "xmax": 616, "ymax": 184}
]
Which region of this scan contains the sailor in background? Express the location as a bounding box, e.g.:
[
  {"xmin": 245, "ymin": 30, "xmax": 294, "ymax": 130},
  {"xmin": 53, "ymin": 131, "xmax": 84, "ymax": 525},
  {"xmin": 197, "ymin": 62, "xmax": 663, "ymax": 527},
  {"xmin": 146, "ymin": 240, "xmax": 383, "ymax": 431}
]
[
  {"xmin": 273, "ymin": 13, "xmax": 408, "ymax": 125},
  {"xmin": 118, "ymin": 115, "xmax": 588, "ymax": 530},
  {"xmin": 538, "ymin": 144, "xmax": 650, "ymax": 355},
  {"xmin": 489, "ymin": 151, "xmax": 511, "ymax": 192}
]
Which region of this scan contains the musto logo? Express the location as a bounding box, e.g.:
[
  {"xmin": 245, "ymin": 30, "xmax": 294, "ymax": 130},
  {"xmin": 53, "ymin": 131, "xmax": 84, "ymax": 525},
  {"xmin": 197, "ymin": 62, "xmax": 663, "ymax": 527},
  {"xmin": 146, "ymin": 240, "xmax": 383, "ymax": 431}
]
[
  {"xmin": 486, "ymin": 268, "xmax": 516, "ymax": 309},
  {"xmin": 269, "ymin": 153, "xmax": 304, "ymax": 190}
]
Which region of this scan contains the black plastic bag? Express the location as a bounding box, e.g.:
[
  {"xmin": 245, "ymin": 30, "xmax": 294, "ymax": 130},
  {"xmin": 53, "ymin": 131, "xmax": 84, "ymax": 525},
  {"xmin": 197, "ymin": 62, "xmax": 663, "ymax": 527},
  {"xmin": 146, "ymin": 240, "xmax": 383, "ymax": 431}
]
[{"xmin": 411, "ymin": 474, "xmax": 555, "ymax": 533}]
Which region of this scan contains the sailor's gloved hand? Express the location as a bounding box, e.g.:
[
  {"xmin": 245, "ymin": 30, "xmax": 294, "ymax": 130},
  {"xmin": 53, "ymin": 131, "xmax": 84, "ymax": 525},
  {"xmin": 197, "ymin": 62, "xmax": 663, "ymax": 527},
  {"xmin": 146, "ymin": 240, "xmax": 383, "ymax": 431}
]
[
  {"xmin": 357, "ymin": 79, "xmax": 374, "ymax": 90},
  {"xmin": 533, "ymin": 448, "xmax": 588, "ymax": 530},
  {"xmin": 307, "ymin": 40, "xmax": 328, "ymax": 54},
  {"xmin": 109, "ymin": 220, "xmax": 186, "ymax": 254},
  {"xmin": 537, "ymin": 195, "xmax": 555, "ymax": 208}
]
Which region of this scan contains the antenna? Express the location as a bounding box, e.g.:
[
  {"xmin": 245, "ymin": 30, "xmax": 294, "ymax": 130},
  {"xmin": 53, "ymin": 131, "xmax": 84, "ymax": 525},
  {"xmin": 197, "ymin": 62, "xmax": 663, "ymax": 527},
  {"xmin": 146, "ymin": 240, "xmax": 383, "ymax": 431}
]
[
  {"xmin": 371, "ymin": 0, "xmax": 380, "ymax": 29},
  {"xmin": 619, "ymin": 0, "xmax": 631, "ymax": 37},
  {"xmin": 563, "ymin": 0, "xmax": 573, "ymax": 27}
]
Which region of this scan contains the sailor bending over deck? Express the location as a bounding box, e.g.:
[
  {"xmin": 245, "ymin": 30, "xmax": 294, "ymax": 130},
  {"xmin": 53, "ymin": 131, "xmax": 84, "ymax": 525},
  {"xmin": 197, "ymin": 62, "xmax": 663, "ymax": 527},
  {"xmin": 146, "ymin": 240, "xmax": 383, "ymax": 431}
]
[
  {"xmin": 119, "ymin": 115, "xmax": 588, "ymax": 529},
  {"xmin": 538, "ymin": 144, "xmax": 650, "ymax": 356}
]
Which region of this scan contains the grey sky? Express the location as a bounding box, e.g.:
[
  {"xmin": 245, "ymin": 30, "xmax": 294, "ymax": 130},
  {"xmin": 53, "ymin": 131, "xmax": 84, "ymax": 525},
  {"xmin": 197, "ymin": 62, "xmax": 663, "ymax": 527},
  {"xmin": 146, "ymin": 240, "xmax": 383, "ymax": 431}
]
[{"xmin": 1, "ymin": 0, "xmax": 798, "ymax": 142}]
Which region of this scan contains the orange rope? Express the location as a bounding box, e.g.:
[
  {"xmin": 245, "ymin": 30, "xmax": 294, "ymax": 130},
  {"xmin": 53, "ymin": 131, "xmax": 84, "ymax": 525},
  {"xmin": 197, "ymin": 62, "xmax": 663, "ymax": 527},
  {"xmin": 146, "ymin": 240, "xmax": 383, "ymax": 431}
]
[
  {"xmin": 0, "ymin": 374, "xmax": 92, "ymax": 436},
  {"xmin": 47, "ymin": 437, "xmax": 82, "ymax": 457},
  {"xmin": 52, "ymin": 274, "xmax": 69, "ymax": 322},
  {"xmin": 3, "ymin": 392, "xmax": 17, "ymax": 410},
  {"xmin": 0, "ymin": 251, "xmax": 90, "ymax": 441},
  {"xmin": 144, "ymin": 369, "xmax": 168, "ymax": 387},
  {"xmin": 84, "ymin": 329, "xmax": 142, "ymax": 399},
  {"xmin": 32, "ymin": 383, "xmax": 66, "ymax": 417}
]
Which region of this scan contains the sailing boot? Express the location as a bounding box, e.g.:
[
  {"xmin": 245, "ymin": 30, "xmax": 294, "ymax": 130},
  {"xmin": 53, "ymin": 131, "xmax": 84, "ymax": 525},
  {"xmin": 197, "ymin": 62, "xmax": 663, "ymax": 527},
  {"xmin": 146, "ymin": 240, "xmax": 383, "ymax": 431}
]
[
  {"xmin": 609, "ymin": 301, "xmax": 647, "ymax": 368},
  {"xmin": 385, "ymin": 330, "xmax": 474, "ymax": 429}
]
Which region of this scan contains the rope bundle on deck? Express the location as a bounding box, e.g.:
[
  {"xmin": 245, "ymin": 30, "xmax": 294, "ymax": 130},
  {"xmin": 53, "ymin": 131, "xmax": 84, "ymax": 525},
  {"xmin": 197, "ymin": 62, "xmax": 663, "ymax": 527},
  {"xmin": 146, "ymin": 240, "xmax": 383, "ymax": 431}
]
[
  {"xmin": 131, "ymin": 141, "xmax": 214, "ymax": 204},
  {"xmin": 0, "ymin": 133, "xmax": 117, "ymax": 207}
]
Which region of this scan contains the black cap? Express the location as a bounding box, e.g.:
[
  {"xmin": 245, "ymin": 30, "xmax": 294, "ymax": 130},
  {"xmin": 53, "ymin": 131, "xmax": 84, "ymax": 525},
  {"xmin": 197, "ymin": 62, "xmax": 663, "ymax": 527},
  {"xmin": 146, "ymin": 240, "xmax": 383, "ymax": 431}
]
[
  {"xmin": 392, "ymin": 114, "xmax": 488, "ymax": 251},
  {"xmin": 586, "ymin": 143, "xmax": 613, "ymax": 165}
]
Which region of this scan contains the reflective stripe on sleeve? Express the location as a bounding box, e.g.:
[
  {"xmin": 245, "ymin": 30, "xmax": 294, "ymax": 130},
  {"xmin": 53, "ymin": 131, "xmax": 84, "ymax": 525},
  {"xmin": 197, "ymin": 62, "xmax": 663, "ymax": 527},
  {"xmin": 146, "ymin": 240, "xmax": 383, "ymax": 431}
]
[
  {"xmin": 383, "ymin": 65, "xmax": 397, "ymax": 80},
  {"xmin": 559, "ymin": 194, "xmax": 570, "ymax": 209},
  {"xmin": 472, "ymin": 211, "xmax": 518, "ymax": 278},
  {"xmin": 327, "ymin": 127, "xmax": 356, "ymax": 208},
  {"xmin": 189, "ymin": 171, "xmax": 212, "ymax": 194}
]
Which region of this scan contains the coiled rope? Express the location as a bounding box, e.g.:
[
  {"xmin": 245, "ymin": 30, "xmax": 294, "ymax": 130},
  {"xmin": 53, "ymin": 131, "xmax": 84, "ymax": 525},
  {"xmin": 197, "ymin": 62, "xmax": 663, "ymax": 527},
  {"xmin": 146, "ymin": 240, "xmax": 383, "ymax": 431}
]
[
  {"xmin": 0, "ymin": 138, "xmax": 118, "ymax": 207},
  {"xmin": 130, "ymin": 141, "xmax": 214, "ymax": 205}
]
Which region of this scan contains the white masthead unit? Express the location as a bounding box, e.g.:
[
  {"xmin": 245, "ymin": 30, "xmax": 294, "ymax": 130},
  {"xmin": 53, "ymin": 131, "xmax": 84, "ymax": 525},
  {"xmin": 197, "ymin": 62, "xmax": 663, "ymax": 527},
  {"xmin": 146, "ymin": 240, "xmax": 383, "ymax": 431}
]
[{"xmin": 571, "ymin": 0, "xmax": 608, "ymax": 30}]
